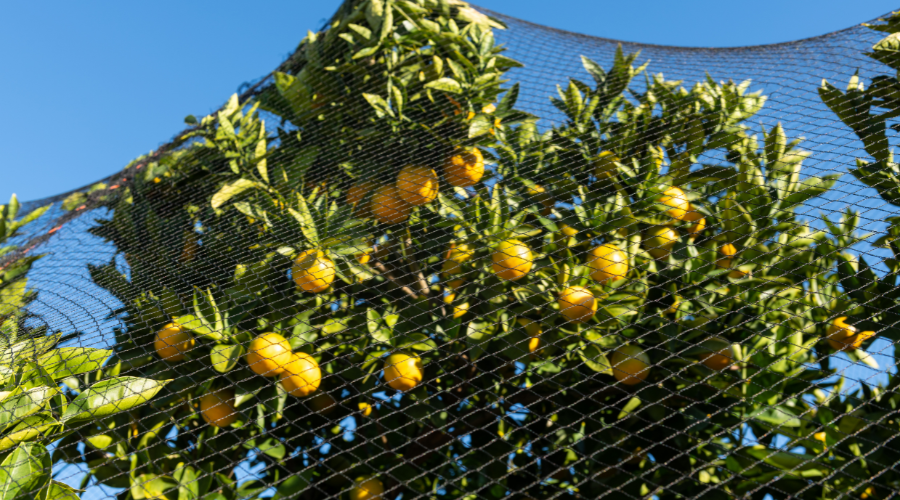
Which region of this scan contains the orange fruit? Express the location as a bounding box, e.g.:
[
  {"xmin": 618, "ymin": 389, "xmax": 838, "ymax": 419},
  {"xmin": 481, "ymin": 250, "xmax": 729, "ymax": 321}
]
[
  {"xmin": 370, "ymin": 185, "xmax": 412, "ymax": 224},
  {"xmin": 687, "ymin": 218, "xmax": 706, "ymax": 239},
  {"xmin": 245, "ymin": 332, "xmax": 293, "ymax": 377},
  {"xmin": 517, "ymin": 318, "xmax": 543, "ymax": 354},
  {"xmin": 357, "ymin": 248, "xmax": 372, "ymax": 265},
  {"xmin": 358, "ymin": 402, "xmax": 373, "ymax": 418},
  {"xmin": 309, "ymin": 392, "xmax": 337, "ymax": 415},
  {"xmin": 659, "ymin": 186, "xmax": 694, "ymax": 221},
  {"xmin": 279, "ymin": 352, "xmax": 322, "ymax": 397},
  {"xmin": 384, "ymin": 352, "xmax": 424, "ymax": 392},
  {"xmin": 153, "ymin": 323, "xmax": 195, "ymax": 362},
  {"xmin": 594, "ymin": 151, "xmax": 619, "ymax": 180},
  {"xmin": 396, "ymin": 165, "xmax": 439, "ymax": 206},
  {"xmin": 200, "ymin": 389, "xmax": 238, "ymax": 428},
  {"xmin": 347, "ymin": 181, "xmax": 376, "ymax": 205},
  {"xmin": 528, "ymin": 184, "xmax": 555, "ymax": 216},
  {"xmin": 491, "ymin": 239, "xmax": 533, "ymax": 281},
  {"xmin": 292, "ymin": 249, "xmax": 335, "ymax": 293},
  {"xmin": 643, "ymin": 226, "xmax": 678, "ymax": 260},
  {"xmin": 587, "ymin": 243, "xmax": 628, "ymax": 284},
  {"xmin": 558, "ymin": 224, "xmax": 579, "ymax": 238},
  {"xmin": 701, "ymin": 346, "xmax": 734, "ymax": 371},
  {"xmin": 442, "ymin": 243, "xmax": 474, "ymax": 275},
  {"xmin": 350, "ymin": 476, "xmax": 384, "ymax": 500},
  {"xmin": 453, "ymin": 302, "xmax": 470, "ymax": 319},
  {"xmin": 826, "ymin": 317, "xmax": 873, "ymax": 352},
  {"xmin": 558, "ymin": 286, "xmax": 598, "ymax": 323},
  {"xmin": 444, "ymin": 148, "xmax": 485, "ymax": 188},
  {"xmin": 610, "ymin": 345, "xmax": 650, "ymax": 385}
]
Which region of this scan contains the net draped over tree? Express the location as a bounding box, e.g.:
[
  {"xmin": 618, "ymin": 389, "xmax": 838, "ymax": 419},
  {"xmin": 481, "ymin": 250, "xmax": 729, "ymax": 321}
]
[{"xmin": 2, "ymin": 1, "xmax": 900, "ymax": 499}]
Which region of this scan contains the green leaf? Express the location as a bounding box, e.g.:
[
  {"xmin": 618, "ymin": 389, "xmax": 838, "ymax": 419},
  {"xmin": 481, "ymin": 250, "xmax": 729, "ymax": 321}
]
[
  {"xmin": 394, "ymin": 332, "xmax": 437, "ymax": 352},
  {"xmin": 361, "ymin": 93, "xmax": 394, "ymax": 118},
  {"xmin": 0, "ymin": 414, "xmax": 58, "ymax": 452},
  {"xmin": 62, "ymin": 377, "xmax": 171, "ymax": 423},
  {"xmin": 211, "ymin": 179, "xmax": 266, "ymax": 210},
  {"xmin": 37, "ymin": 348, "xmax": 110, "ymax": 380},
  {"xmin": 617, "ymin": 397, "xmax": 642, "ymax": 419},
  {"xmin": 425, "ymin": 77, "xmax": 463, "ymax": 94},
  {"xmin": 0, "ymin": 333, "xmax": 60, "ymax": 366},
  {"xmin": 468, "ymin": 114, "xmax": 492, "ymax": 138},
  {"xmin": 0, "ymin": 443, "xmax": 50, "ymax": 500},
  {"xmin": 131, "ymin": 474, "xmax": 178, "ymax": 500},
  {"xmin": 747, "ymin": 406, "xmax": 801, "ymax": 427},
  {"xmin": 210, "ymin": 344, "xmax": 244, "ymax": 373},
  {"xmin": 173, "ymin": 314, "xmax": 221, "ymax": 341},
  {"xmin": 579, "ymin": 344, "xmax": 611, "ymax": 375},
  {"xmin": 173, "ymin": 464, "xmax": 198, "ymax": 500},
  {"xmin": 37, "ymin": 480, "xmax": 80, "ymax": 500},
  {"xmin": 0, "ymin": 387, "xmax": 55, "ymax": 429},
  {"xmin": 289, "ymin": 193, "xmax": 319, "ymax": 247}
]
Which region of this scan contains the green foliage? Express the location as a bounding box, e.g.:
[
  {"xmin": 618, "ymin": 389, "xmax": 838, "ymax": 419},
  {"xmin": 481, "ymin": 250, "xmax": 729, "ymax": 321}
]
[{"xmin": 66, "ymin": 1, "xmax": 897, "ymax": 499}]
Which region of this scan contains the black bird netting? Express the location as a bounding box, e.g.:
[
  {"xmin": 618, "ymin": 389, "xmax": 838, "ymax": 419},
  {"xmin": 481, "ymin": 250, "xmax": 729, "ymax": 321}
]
[{"xmin": 4, "ymin": 1, "xmax": 900, "ymax": 499}]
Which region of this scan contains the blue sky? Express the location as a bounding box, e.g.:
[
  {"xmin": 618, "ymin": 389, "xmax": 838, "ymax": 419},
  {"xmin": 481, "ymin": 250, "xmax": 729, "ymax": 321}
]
[{"xmin": 1, "ymin": 0, "xmax": 897, "ymax": 202}]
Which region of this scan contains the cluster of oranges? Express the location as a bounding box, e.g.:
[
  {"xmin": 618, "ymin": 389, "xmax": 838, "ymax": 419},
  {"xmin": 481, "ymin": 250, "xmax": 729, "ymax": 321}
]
[
  {"xmin": 153, "ymin": 325, "xmax": 427, "ymax": 428},
  {"xmin": 347, "ymin": 147, "xmax": 485, "ymax": 225}
]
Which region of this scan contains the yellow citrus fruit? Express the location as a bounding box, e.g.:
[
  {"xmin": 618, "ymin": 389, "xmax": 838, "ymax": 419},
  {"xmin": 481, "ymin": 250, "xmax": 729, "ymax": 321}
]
[
  {"xmin": 350, "ymin": 476, "xmax": 384, "ymax": 500},
  {"xmin": 594, "ymin": 151, "xmax": 619, "ymax": 179},
  {"xmin": 371, "ymin": 185, "xmax": 412, "ymax": 224},
  {"xmin": 528, "ymin": 184, "xmax": 555, "ymax": 216},
  {"xmin": 347, "ymin": 180, "xmax": 376, "ymax": 206},
  {"xmin": 643, "ymin": 226, "xmax": 678, "ymax": 260},
  {"xmin": 659, "ymin": 186, "xmax": 693, "ymax": 221},
  {"xmin": 687, "ymin": 218, "xmax": 706, "ymax": 239},
  {"xmin": 719, "ymin": 243, "xmax": 738, "ymax": 258},
  {"xmin": 558, "ymin": 286, "xmax": 598, "ymax": 323},
  {"xmin": 559, "ymin": 224, "xmax": 579, "ymax": 238},
  {"xmin": 517, "ymin": 318, "xmax": 542, "ymax": 354},
  {"xmin": 491, "ymin": 239, "xmax": 533, "ymax": 281},
  {"xmin": 358, "ymin": 402, "xmax": 373, "ymax": 418},
  {"xmin": 587, "ymin": 243, "xmax": 628, "ymax": 284},
  {"xmin": 384, "ymin": 352, "xmax": 424, "ymax": 392},
  {"xmin": 442, "ymin": 243, "xmax": 474, "ymax": 275},
  {"xmin": 245, "ymin": 332, "xmax": 293, "ymax": 377},
  {"xmin": 826, "ymin": 317, "xmax": 874, "ymax": 351},
  {"xmin": 453, "ymin": 302, "xmax": 470, "ymax": 319},
  {"xmin": 701, "ymin": 346, "xmax": 734, "ymax": 371},
  {"xmin": 610, "ymin": 345, "xmax": 650, "ymax": 385},
  {"xmin": 200, "ymin": 389, "xmax": 238, "ymax": 428},
  {"xmin": 153, "ymin": 323, "xmax": 195, "ymax": 362},
  {"xmin": 357, "ymin": 248, "xmax": 372, "ymax": 265},
  {"xmin": 861, "ymin": 486, "xmax": 875, "ymax": 500},
  {"xmin": 309, "ymin": 392, "xmax": 337, "ymax": 415},
  {"xmin": 292, "ymin": 249, "xmax": 335, "ymax": 293},
  {"xmin": 279, "ymin": 352, "xmax": 322, "ymax": 397},
  {"xmin": 396, "ymin": 165, "xmax": 439, "ymax": 206},
  {"xmin": 444, "ymin": 148, "xmax": 484, "ymax": 188}
]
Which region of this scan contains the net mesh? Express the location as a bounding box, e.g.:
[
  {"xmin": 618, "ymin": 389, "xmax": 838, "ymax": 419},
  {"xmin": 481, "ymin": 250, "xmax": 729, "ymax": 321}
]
[{"xmin": 4, "ymin": 2, "xmax": 900, "ymax": 499}]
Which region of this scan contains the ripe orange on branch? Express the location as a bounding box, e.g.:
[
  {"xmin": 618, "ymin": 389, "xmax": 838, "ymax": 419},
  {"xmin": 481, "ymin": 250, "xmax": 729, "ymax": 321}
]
[
  {"xmin": 246, "ymin": 332, "xmax": 293, "ymax": 377},
  {"xmin": 200, "ymin": 389, "xmax": 238, "ymax": 428},
  {"xmin": 153, "ymin": 323, "xmax": 196, "ymax": 362},
  {"xmin": 558, "ymin": 286, "xmax": 598, "ymax": 323},
  {"xmin": 292, "ymin": 249, "xmax": 335, "ymax": 293},
  {"xmin": 643, "ymin": 226, "xmax": 678, "ymax": 260},
  {"xmin": 383, "ymin": 351, "xmax": 424, "ymax": 392},
  {"xmin": 371, "ymin": 185, "xmax": 412, "ymax": 224},
  {"xmin": 279, "ymin": 352, "xmax": 322, "ymax": 397},
  {"xmin": 586, "ymin": 243, "xmax": 628, "ymax": 284},
  {"xmin": 491, "ymin": 239, "xmax": 534, "ymax": 281},
  {"xmin": 611, "ymin": 345, "xmax": 651, "ymax": 385},
  {"xmin": 444, "ymin": 148, "xmax": 484, "ymax": 188},
  {"xmin": 396, "ymin": 165, "xmax": 439, "ymax": 206},
  {"xmin": 826, "ymin": 317, "xmax": 874, "ymax": 352}
]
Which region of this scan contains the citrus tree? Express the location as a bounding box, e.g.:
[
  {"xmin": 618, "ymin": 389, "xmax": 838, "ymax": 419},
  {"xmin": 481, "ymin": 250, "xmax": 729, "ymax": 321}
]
[
  {"xmin": 64, "ymin": 1, "xmax": 894, "ymax": 499},
  {"xmin": 0, "ymin": 196, "xmax": 170, "ymax": 500}
]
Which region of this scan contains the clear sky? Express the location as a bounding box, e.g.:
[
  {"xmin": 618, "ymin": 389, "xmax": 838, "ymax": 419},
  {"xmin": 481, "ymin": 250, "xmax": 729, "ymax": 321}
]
[{"xmin": 1, "ymin": 0, "xmax": 897, "ymax": 203}]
